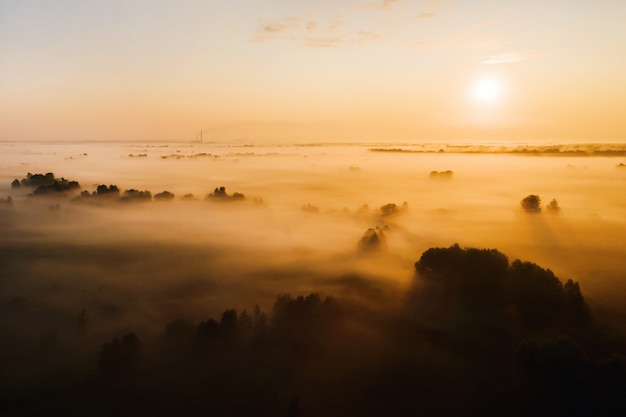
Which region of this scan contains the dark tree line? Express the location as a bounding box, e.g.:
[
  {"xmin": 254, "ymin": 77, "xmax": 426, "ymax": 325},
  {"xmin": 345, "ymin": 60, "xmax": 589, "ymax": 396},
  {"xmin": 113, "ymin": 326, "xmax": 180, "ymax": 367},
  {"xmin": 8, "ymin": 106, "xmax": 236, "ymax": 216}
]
[
  {"xmin": 207, "ymin": 186, "xmax": 245, "ymax": 201},
  {"xmin": 8, "ymin": 174, "xmax": 251, "ymax": 206},
  {"xmin": 2, "ymin": 245, "xmax": 625, "ymax": 417},
  {"xmin": 12, "ymin": 172, "xmax": 80, "ymax": 195}
]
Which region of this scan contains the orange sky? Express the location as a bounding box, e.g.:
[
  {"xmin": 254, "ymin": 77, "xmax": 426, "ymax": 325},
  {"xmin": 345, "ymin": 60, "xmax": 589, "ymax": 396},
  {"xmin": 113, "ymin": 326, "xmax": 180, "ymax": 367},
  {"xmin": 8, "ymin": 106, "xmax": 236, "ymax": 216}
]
[{"xmin": 1, "ymin": 0, "xmax": 625, "ymax": 143}]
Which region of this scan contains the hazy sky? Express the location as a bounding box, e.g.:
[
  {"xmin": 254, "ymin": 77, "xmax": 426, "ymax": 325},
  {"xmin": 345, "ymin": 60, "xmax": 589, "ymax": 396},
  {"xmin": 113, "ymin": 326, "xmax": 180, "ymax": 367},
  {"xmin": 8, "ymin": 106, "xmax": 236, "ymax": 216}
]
[{"xmin": 1, "ymin": 0, "xmax": 625, "ymax": 143}]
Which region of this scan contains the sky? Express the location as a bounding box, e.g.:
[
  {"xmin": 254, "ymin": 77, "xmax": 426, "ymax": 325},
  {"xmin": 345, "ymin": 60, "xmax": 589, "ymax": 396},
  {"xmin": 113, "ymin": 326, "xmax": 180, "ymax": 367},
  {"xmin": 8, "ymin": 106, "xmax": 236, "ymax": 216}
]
[{"xmin": 1, "ymin": 0, "xmax": 625, "ymax": 143}]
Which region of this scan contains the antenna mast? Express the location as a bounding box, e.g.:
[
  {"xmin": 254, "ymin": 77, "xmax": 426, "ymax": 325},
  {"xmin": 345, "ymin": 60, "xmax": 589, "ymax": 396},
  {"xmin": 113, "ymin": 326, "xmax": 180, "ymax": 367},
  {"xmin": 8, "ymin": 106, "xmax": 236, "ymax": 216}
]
[{"xmin": 196, "ymin": 129, "xmax": 207, "ymax": 143}]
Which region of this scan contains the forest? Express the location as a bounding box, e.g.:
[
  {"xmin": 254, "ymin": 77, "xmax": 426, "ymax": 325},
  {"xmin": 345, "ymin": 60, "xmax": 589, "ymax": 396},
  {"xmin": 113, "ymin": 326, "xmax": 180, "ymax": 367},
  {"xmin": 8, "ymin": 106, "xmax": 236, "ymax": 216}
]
[{"xmin": 1, "ymin": 243, "xmax": 625, "ymax": 416}]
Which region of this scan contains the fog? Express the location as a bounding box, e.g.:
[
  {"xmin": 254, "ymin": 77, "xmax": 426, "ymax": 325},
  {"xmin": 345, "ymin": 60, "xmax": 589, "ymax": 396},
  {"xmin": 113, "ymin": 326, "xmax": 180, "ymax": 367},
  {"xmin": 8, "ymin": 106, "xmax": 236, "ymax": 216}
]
[
  {"xmin": 1, "ymin": 141, "xmax": 625, "ymax": 415},
  {"xmin": 2, "ymin": 142, "xmax": 626, "ymax": 326}
]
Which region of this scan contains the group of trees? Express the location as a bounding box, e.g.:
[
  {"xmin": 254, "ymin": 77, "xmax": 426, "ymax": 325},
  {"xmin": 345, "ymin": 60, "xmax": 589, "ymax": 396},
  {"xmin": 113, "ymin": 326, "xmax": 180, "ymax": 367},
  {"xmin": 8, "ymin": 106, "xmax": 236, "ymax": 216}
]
[
  {"xmin": 521, "ymin": 194, "xmax": 560, "ymax": 213},
  {"xmin": 207, "ymin": 186, "xmax": 245, "ymax": 201},
  {"xmin": 11, "ymin": 172, "xmax": 80, "ymax": 195},
  {"xmin": 7, "ymin": 174, "xmax": 248, "ymax": 205},
  {"xmin": 414, "ymin": 244, "xmax": 588, "ymax": 328},
  {"xmin": 379, "ymin": 201, "xmax": 408, "ymax": 217},
  {"xmin": 77, "ymin": 186, "xmax": 174, "ymax": 202},
  {"xmin": 75, "ymin": 185, "xmax": 247, "ymax": 203},
  {"xmin": 301, "ymin": 203, "xmax": 319, "ymax": 213},
  {"xmin": 358, "ymin": 226, "xmax": 387, "ymax": 253},
  {"xmin": 3, "ymin": 244, "xmax": 626, "ymax": 416},
  {"xmin": 79, "ymin": 184, "xmax": 120, "ymax": 200},
  {"xmin": 77, "ymin": 186, "xmax": 154, "ymax": 202},
  {"xmin": 85, "ymin": 252, "xmax": 624, "ymax": 416},
  {"xmin": 429, "ymin": 170, "xmax": 454, "ymax": 179}
]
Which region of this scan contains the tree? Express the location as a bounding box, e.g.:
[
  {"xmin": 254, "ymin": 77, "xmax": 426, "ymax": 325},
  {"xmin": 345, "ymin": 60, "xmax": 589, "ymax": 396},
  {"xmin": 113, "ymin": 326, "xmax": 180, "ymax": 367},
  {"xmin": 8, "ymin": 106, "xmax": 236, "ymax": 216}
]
[
  {"xmin": 358, "ymin": 227, "xmax": 386, "ymax": 252},
  {"xmin": 121, "ymin": 189, "xmax": 152, "ymax": 202},
  {"xmin": 239, "ymin": 310, "xmax": 252, "ymax": 340},
  {"xmin": 380, "ymin": 203, "xmax": 398, "ymax": 217},
  {"xmin": 197, "ymin": 319, "xmax": 220, "ymax": 348},
  {"xmin": 96, "ymin": 184, "xmax": 120, "ymax": 196},
  {"xmin": 253, "ymin": 304, "xmax": 268, "ymax": 340},
  {"xmin": 154, "ymin": 190, "xmax": 175, "ymax": 201},
  {"xmin": 547, "ymin": 198, "xmax": 560, "ymax": 212},
  {"xmin": 220, "ymin": 309, "xmax": 239, "ymax": 341},
  {"xmin": 521, "ymin": 194, "xmax": 541, "ymax": 212},
  {"xmin": 98, "ymin": 332, "xmax": 143, "ymax": 379}
]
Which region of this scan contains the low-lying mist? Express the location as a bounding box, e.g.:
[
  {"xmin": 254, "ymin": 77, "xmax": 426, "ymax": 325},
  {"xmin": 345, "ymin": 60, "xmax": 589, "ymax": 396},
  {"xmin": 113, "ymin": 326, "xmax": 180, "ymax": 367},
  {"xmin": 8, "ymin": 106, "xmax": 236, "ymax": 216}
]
[{"xmin": 1, "ymin": 141, "xmax": 625, "ymax": 415}]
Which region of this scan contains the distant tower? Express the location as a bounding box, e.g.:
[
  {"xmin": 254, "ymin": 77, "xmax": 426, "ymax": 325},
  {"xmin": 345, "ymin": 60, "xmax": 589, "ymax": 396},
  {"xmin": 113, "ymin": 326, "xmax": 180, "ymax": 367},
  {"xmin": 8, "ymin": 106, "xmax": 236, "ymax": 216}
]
[{"xmin": 196, "ymin": 129, "xmax": 210, "ymax": 143}]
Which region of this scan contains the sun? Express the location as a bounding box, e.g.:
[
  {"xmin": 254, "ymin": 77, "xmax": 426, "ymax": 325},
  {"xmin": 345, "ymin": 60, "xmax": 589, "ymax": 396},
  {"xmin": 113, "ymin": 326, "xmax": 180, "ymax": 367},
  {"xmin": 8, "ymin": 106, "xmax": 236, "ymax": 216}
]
[{"xmin": 474, "ymin": 78, "xmax": 501, "ymax": 101}]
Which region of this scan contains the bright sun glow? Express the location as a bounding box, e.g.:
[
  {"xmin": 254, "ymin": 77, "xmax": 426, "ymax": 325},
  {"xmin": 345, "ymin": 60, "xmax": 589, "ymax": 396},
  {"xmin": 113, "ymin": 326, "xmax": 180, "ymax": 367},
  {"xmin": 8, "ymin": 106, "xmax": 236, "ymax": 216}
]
[{"xmin": 474, "ymin": 79, "xmax": 501, "ymax": 101}]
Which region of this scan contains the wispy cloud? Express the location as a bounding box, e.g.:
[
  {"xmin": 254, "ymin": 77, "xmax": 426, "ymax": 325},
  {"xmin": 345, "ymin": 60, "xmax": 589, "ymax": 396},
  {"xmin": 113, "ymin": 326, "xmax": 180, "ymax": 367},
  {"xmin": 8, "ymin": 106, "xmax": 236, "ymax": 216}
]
[
  {"xmin": 383, "ymin": 0, "xmax": 401, "ymax": 9},
  {"xmin": 298, "ymin": 37, "xmax": 344, "ymax": 48},
  {"xmin": 253, "ymin": 14, "xmax": 381, "ymax": 48},
  {"xmin": 482, "ymin": 53, "xmax": 526, "ymax": 64},
  {"xmin": 418, "ymin": 12, "xmax": 436, "ymax": 19},
  {"xmin": 256, "ymin": 17, "xmax": 302, "ymax": 37},
  {"xmin": 362, "ymin": 0, "xmax": 407, "ymax": 11}
]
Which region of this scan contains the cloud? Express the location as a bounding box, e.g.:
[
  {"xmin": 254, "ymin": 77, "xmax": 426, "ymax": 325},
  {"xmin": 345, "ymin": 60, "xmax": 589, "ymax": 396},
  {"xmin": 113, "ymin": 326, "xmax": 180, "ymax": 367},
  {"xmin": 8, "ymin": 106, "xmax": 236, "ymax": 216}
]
[
  {"xmin": 250, "ymin": 1, "xmax": 411, "ymax": 48},
  {"xmin": 299, "ymin": 37, "xmax": 344, "ymax": 48},
  {"xmin": 383, "ymin": 0, "xmax": 401, "ymax": 9},
  {"xmin": 358, "ymin": 31, "xmax": 380, "ymax": 41},
  {"xmin": 362, "ymin": 0, "xmax": 406, "ymax": 11},
  {"xmin": 256, "ymin": 16, "xmax": 303, "ymax": 38},
  {"xmin": 482, "ymin": 53, "xmax": 526, "ymax": 64},
  {"xmin": 418, "ymin": 12, "xmax": 436, "ymax": 19},
  {"xmin": 253, "ymin": 14, "xmax": 381, "ymax": 48}
]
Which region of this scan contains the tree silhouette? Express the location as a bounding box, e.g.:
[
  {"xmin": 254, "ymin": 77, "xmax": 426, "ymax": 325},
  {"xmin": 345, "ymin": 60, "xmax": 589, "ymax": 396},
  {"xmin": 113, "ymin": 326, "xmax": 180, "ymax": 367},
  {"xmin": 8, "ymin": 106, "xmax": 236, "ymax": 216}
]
[
  {"xmin": 521, "ymin": 194, "xmax": 541, "ymax": 212},
  {"xmin": 220, "ymin": 309, "xmax": 239, "ymax": 342},
  {"xmin": 196, "ymin": 318, "xmax": 220, "ymax": 349},
  {"xmin": 252, "ymin": 304, "xmax": 268, "ymax": 340},
  {"xmin": 416, "ymin": 244, "xmax": 509, "ymax": 310},
  {"xmin": 379, "ymin": 203, "xmax": 399, "ymax": 217},
  {"xmin": 547, "ymin": 198, "xmax": 560, "ymax": 212},
  {"xmin": 429, "ymin": 170, "xmax": 454, "ymax": 179},
  {"xmin": 121, "ymin": 189, "xmax": 152, "ymax": 202},
  {"xmin": 96, "ymin": 184, "xmax": 120, "ymax": 196},
  {"xmin": 98, "ymin": 332, "xmax": 142, "ymax": 379},
  {"xmin": 207, "ymin": 186, "xmax": 246, "ymax": 201},
  {"xmin": 20, "ymin": 172, "xmax": 55, "ymax": 187},
  {"xmin": 358, "ymin": 227, "xmax": 386, "ymax": 252},
  {"xmin": 414, "ymin": 244, "xmax": 589, "ymax": 328},
  {"xmin": 301, "ymin": 203, "xmax": 319, "ymax": 213},
  {"xmin": 238, "ymin": 309, "xmax": 253, "ymax": 340},
  {"xmin": 516, "ymin": 337, "xmax": 593, "ymax": 415},
  {"xmin": 154, "ymin": 190, "xmax": 175, "ymax": 201}
]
